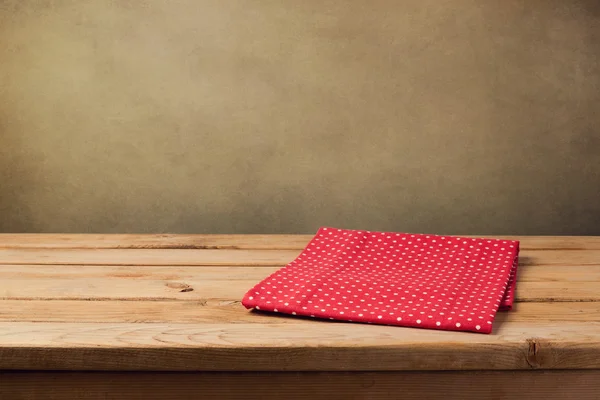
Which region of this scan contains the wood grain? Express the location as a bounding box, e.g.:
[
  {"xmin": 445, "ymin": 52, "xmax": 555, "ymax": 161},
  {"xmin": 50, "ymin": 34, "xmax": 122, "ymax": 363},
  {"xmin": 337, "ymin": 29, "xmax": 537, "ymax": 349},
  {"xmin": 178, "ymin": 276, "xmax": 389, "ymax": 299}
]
[
  {"xmin": 0, "ymin": 278, "xmax": 598, "ymax": 301},
  {"xmin": 0, "ymin": 248, "xmax": 301, "ymax": 266},
  {"xmin": 0, "ymin": 248, "xmax": 599, "ymax": 266},
  {"xmin": 0, "ymin": 235, "xmax": 598, "ymax": 376},
  {"xmin": 2, "ymin": 234, "xmax": 600, "ymax": 250},
  {"xmin": 0, "ymin": 234, "xmax": 313, "ymax": 250},
  {"xmin": 2, "ymin": 370, "xmax": 599, "ymax": 400},
  {"xmin": 0, "ymin": 265, "xmax": 274, "ymax": 280},
  {"xmin": 516, "ymin": 282, "xmax": 600, "ymax": 302},
  {"xmin": 1, "ymin": 300, "xmax": 599, "ymax": 324},
  {"xmin": 2, "ymin": 264, "xmax": 599, "ymax": 281},
  {"xmin": 1, "ymin": 321, "xmax": 600, "ymax": 371},
  {"xmin": 0, "ymin": 277, "xmax": 253, "ymax": 300},
  {"xmin": 0, "ymin": 265, "xmax": 598, "ymax": 301}
]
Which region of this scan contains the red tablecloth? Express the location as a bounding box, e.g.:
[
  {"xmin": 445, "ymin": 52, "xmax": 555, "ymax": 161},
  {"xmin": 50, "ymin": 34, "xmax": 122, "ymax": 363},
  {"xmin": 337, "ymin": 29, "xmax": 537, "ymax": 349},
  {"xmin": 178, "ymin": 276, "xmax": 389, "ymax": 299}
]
[{"xmin": 243, "ymin": 227, "xmax": 519, "ymax": 334}]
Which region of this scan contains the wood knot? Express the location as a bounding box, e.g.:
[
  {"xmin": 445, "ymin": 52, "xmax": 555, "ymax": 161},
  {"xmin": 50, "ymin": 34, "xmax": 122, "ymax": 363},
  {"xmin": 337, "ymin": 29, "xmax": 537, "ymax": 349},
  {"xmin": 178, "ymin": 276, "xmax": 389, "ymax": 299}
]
[{"xmin": 166, "ymin": 282, "xmax": 194, "ymax": 292}]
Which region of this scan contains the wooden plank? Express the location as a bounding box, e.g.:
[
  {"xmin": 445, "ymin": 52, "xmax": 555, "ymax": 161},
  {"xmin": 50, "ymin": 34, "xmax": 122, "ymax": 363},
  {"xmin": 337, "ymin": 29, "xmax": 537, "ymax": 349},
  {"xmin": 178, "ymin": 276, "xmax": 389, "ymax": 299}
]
[
  {"xmin": 0, "ymin": 234, "xmax": 313, "ymax": 250},
  {"xmin": 2, "ymin": 234, "xmax": 600, "ymax": 250},
  {"xmin": 1, "ymin": 248, "xmax": 599, "ymax": 266},
  {"xmin": 0, "ymin": 248, "xmax": 301, "ymax": 266},
  {"xmin": 518, "ymin": 265, "xmax": 600, "ymax": 282},
  {"xmin": 518, "ymin": 282, "xmax": 600, "ymax": 302},
  {"xmin": 2, "ymin": 370, "xmax": 600, "ymax": 400},
  {"xmin": 0, "ymin": 263, "xmax": 598, "ymax": 282},
  {"xmin": 0, "ymin": 277, "xmax": 252, "ymax": 300},
  {"xmin": 1, "ymin": 300, "xmax": 599, "ymax": 324},
  {"xmin": 0, "ymin": 279, "xmax": 597, "ymax": 301},
  {"xmin": 517, "ymin": 250, "xmax": 600, "ymax": 266},
  {"xmin": 0, "ymin": 265, "xmax": 275, "ymax": 280},
  {"xmin": 1, "ymin": 321, "xmax": 600, "ymax": 371},
  {"xmin": 0, "ymin": 265, "xmax": 598, "ymax": 302}
]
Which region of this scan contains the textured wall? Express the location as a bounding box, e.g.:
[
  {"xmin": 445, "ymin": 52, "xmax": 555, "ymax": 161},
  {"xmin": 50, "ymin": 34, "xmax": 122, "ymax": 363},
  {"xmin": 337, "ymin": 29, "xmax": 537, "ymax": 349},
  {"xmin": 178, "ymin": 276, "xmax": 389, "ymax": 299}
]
[{"xmin": 1, "ymin": 0, "xmax": 599, "ymax": 234}]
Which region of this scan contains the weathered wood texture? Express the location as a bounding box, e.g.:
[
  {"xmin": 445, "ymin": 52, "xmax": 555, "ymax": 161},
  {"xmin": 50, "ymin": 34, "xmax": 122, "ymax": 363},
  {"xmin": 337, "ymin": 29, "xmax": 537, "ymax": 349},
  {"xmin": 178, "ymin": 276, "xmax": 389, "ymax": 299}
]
[
  {"xmin": 0, "ymin": 235, "xmax": 598, "ymax": 373},
  {"xmin": 2, "ymin": 371, "xmax": 599, "ymax": 400},
  {"xmin": 1, "ymin": 300, "xmax": 598, "ymax": 324},
  {"xmin": 0, "ymin": 248, "xmax": 599, "ymax": 266},
  {"xmin": 1, "ymin": 320, "xmax": 600, "ymax": 371},
  {"xmin": 1, "ymin": 234, "xmax": 600, "ymax": 250},
  {"xmin": 0, "ymin": 265, "xmax": 598, "ymax": 302}
]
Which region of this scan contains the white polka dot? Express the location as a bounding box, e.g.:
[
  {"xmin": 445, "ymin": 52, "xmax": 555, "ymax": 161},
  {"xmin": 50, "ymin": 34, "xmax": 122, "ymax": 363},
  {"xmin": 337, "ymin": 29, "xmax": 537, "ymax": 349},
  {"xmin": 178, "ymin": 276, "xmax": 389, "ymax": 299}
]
[
  {"xmin": 476, "ymin": 325, "xmax": 481, "ymax": 330},
  {"xmin": 436, "ymin": 322, "xmax": 441, "ymax": 326}
]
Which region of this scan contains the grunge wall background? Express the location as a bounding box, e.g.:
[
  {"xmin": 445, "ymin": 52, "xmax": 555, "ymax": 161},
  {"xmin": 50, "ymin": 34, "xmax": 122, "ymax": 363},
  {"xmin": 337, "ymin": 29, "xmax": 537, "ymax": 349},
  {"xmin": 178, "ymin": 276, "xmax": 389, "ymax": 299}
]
[{"xmin": 1, "ymin": 0, "xmax": 599, "ymax": 234}]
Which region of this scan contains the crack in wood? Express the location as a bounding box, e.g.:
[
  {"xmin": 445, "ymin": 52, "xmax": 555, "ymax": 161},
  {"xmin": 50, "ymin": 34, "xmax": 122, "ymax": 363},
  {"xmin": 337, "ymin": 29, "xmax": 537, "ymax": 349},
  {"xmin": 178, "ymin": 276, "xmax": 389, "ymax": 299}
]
[{"xmin": 526, "ymin": 339, "xmax": 541, "ymax": 368}]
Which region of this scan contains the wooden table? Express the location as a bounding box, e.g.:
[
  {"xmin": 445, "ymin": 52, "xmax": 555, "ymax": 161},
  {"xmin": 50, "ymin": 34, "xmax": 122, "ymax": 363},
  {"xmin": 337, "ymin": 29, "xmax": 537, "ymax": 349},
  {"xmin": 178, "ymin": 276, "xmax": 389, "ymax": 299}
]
[{"xmin": 0, "ymin": 234, "xmax": 599, "ymax": 399}]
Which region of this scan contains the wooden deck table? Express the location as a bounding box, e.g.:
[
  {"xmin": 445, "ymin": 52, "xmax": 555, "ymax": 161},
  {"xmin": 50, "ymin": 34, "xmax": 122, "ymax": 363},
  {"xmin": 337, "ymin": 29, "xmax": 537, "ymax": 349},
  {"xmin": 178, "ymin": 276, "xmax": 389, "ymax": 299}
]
[{"xmin": 0, "ymin": 234, "xmax": 599, "ymax": 399}]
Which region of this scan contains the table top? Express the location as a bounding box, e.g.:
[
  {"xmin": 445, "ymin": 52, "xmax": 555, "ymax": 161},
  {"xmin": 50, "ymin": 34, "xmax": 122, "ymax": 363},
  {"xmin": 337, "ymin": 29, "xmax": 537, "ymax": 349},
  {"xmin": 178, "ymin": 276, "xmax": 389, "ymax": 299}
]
[{"xmin": 0, "ymin": 234, "xmax": 599, "ymax": 372}]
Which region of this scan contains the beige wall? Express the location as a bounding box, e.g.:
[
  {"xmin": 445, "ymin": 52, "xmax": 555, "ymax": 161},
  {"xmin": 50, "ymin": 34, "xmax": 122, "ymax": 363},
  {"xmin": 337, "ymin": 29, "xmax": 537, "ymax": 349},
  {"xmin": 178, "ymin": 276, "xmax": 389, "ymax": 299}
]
[{"xmin": 1, "ymin": 0, "xmax": 599, "ymax": 234}]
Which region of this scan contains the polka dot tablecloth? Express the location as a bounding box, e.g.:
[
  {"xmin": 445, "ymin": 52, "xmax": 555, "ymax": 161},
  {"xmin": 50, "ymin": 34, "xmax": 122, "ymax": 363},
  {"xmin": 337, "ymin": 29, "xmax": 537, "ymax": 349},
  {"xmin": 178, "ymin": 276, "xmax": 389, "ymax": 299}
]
[{"xmin": 242, "ymin": 227, "xmax": 520, "ymax": 334}]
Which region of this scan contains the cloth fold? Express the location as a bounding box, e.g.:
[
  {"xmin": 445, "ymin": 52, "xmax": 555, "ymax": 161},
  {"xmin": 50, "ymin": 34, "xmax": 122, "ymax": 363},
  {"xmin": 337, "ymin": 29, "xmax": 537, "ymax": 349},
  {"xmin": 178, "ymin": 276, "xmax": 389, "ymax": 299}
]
[{"xmin": 242, "ymin": 227, "xmax": 520, "ymax": 334}]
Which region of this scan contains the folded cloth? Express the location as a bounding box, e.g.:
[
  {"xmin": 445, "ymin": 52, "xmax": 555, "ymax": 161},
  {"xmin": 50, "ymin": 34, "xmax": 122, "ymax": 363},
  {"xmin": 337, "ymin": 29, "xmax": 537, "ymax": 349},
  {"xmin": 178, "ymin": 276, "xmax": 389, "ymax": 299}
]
[{"xmin": 242, "ymin": 227, "xmax": 520, "ymax": 334}]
